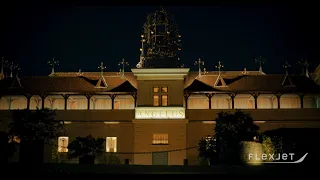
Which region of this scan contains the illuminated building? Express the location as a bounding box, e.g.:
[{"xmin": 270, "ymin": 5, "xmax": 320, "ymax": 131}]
[{"xmin": 1, "ymin": 8, "xmax": 320, "ymax": 165}]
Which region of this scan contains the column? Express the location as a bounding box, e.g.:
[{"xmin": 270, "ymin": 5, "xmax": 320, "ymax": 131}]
[
  {"xmin": 229, "ymin": 93, "xmax": 236, "ymax": 109},
  {"xmin": 109, "ymin": 95, "xmax": 116, "ymax": 109},
  {"xmin": 205, "ymin": 93, "xmax": 214, "ymax": 109},
  {"xmin": 252, "ymin": 93, "xmax": 259, "ymax": 109},
  {"xmin": 85, "ymin": 94, "xmax": 92, "ymax": 110},
  {"xmin": 62, "ymin": 95, "xmax": 70, "ymax": 110},
  {"xmin": 184, "ymin": 94, "xmax": 191, "ymax": 109}
]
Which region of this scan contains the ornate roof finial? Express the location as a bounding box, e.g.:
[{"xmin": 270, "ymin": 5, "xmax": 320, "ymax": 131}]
[
  {"xmin": 297, "ymin": 58, "xmax": 310, "ymax": 78},
  {"xmin": 283, "ymin": 61, "xmax": 291, "ymax": 75},
  {"xmin": 0, "ymin": 57, "xmax": 4, "ymax": 79},
  {"xmin": 77, "ymin": 68, "xmax": 83, "ymax": 76},
  {"xmin": 118, "ymin": 58, "xmax": 129, "ymax": 79},
  {"xmin": 203, "ymin": 67, "xmax": 208, "ymax": 75},
  {"xmin": 14, "ymin": 64, "xmax": 21, "ymax": 78},
  {"xmin": 9, "ymin": 61, "xmax": 14, "ymax": 78},
  {"xmin": 47, "ymin": 57, "xmax": 59, "ymax": 75},
  {"xmin": 98, "ymin": 62, "xmax": 106, "ymax": 76},
  {"xmin": 215, "ymin": 60, "xmax": 224, "ymax": 75},
  {"xmin": 255, "ymin": 56, "xmax": 266, "ymax": 72},
  {"xmin": 194, "ymin": 58, "xmax": 204, "ymax": 78}
]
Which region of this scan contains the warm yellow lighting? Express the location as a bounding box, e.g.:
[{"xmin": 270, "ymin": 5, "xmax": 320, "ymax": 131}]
[
  {"xmin": 58, "ymin": 137, "xmax": 69, "ymax": 153},
  {"xmin": 178, "ymin": 48, "xmax": 181, "ymax": 51},
  {"xmin": 106, "ymin": 137, "xmax": 117, "ymax": 152},
  {"xmin": 161, "ymin": 87, "xmax": 168, "ymax": 93},
  {"xmin": 153, "ymin": 87, "xmax": 159, "ymax": 93},
  {"xmin": 8, "ymin": 135, "xmax": 20, "ymax": 143},
  {"xmin": 151, "ymin": 31, "xmax": 154, "ymax": 34},
  {"xmin": 178, "ymin": 34, "xmax": 181, "ymax": 38},
  {"xmin": 64, "ymin": 121, "xmax": 72, "ymax": 124},
  {"xmin": 254, "ymin": 121, "xmax": 266, "ymax": 124},
  {"xmin": 104, "ymin": 121, "xmax": 120, "ymax": 124},
  {"xmin": 202, "ymin": 121, "xmax": 216, "ymax": 124},
  {"xmin": 141, "ymin": 34, "xmax": 144, "ymax": 38},
  {"xmin": 161, "ymin": 95, "xmax": 168, "ymax": 106},
  {"xmin": 135, "ymin": 107, "xmax": 185, "ymax": 119},
  {"xmin": 140, "ymin": 48, "xmax": 142, "ymax": 51},
  {"xmin": 153, "ymin": 95, "xmax": 159, "ymax": 106},
  {"xmin": 152, "ymin": 133, "xmax": 168, "ymax": 144},
  {"xmin": 240, "ymin": 141, "xmax": 263, "ymax": 166}
]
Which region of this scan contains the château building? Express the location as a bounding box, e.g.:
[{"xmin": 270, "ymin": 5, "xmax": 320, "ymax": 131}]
[{"xmin": 1, "ymin": 8, "xmax": 320, "ymax": 165}]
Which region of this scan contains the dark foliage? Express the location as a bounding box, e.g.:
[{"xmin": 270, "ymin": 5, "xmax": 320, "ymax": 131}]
[
  {"xmin": 68, "ymin": 135, "xmax": 105, "ymax": 164},
  {"xmin": 214, "ymin": 110, "xmax": 259, "ymax": 164}
]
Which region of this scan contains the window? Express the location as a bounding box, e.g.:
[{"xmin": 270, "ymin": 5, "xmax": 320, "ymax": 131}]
[
  {"xmin": 114, "ymin": 100, "xmax": 120, "ymax": 109},
  {"xmin": 161, "ymin": 87, "xmax": 168, "ymax": 93},
  {"xmin": 153, "ymin": 86, "xmax": 168, "ymax": 106},
  {"xmin": 152, "ymin": 133, "xmax": 168, "ymax": 145},
  {"xmin": 106, "ymin": 137, "xmax": 117, "ymax": 152},
  {"xmin": 8, "ymin": 135, "xmax": 20, "ymax": 143},
  {"xmin": 153, "ymin": 95, "xmax": 159, "ymax": 106},
  {"xmin": 153, "ymin": 87, "xmax": 159, "ymax": 93},
  {"xmin": 161, "ymin": 95, "xmax": 168, "ymax": 106},
  {"xmin": 58, "ymin": 137, "xmax": 69, "ymax": 153}
]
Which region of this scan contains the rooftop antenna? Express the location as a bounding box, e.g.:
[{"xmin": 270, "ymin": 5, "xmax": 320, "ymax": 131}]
[
  {"xmin": 255, "ymin": 56, "xmax": 266, "ymax": 72},
  {"xmin": 194, "ymin": 58, "xmax": 204, "ymax": 78},
  {"xmin": 47, "ymin": 57, "xmax": 59, "ymax": 75},
  {"xmin": 215, "ymin": 60, "xmax": 224, "ymax": 76},
  {"xmin": 98, "ymin": 62, "xmax": 106, "ymax": 76},
  {"xmin": 118, "ymin": 58, "xmax": 129, "ymax": 79}
]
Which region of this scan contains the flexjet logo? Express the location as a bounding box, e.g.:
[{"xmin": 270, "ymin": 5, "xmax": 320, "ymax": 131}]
[{"xmin": 248, "ymin": 153, "xmax": 308, "ymax": 163}]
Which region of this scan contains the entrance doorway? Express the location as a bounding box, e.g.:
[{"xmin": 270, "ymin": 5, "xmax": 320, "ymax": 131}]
[{"xmin": 152, "ymin": 152, "xmax": 168, "ymax": 165}]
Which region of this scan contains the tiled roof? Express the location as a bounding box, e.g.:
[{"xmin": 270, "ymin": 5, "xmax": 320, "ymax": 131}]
[{"xmin": 0, "ymin": 70, "xmax": 320, "ymax": 95}]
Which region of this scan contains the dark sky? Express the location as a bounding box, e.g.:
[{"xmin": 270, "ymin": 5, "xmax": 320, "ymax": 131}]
[{"xmin": 0, "ymin": 5, "xmax": 319, "ymax": 76}]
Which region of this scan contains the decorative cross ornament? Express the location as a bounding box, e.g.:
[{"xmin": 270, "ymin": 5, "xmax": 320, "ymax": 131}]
[
  {"xmin": 9, "ymin": 62, "xmax": 14, "ymax": 78},
  {"xmin": 297, "ymin": 58, "xmax": 310, "ymax": 77},
  {"xmin": 118, "ymin": 58, "xmax": 129, "ymax": 78},
  {"xmin": 13, "ymin": 64, "xmax": 21, "ymax": 77},
  {"xmin": 283, "ymin": 61, "xmax": 291, "ymax": 75},
  {"xmin": 255, "ymin": 56, "xmax": 266, "ymax": 72},
  {"xmin": 98, "ymin": 62, "xmax": 106, "ymax": 75},
  {"xmin": 47, "ymin": 57, "xmax": 59, "ymax": 75},
  {"xmin": 194, "ymin": 58, "xmax": 204, "ymax": 78},
  {"xmin": 215, "ymin": 60, "xmax": 224, "ymax": 75}
]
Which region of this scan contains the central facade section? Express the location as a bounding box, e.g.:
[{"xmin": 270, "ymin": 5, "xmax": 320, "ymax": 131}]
[{"xmin": 131, "ymin": 68, "xmax": 189, "ymax": 165}]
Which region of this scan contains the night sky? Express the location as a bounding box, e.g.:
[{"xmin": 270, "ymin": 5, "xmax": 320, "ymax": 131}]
[{"xmin": 0, "ymin": 4, "xmax": 318, "ymax": 76}]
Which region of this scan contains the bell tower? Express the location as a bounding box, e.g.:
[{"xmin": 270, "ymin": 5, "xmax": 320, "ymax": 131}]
[{"xmin": 136, "ymin": 7, "xmax": 182, "ymax": 68}]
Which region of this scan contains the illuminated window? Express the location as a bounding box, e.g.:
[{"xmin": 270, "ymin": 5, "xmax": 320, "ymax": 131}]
[
  {"xmin": 8, "ymin": 135, "xmax": 20, "ymax": 143},
  {"xmin": 58, "ymin": 137, "xmax": 69, "ymax": 153},
  {"xmin": 161, "ymin": 87, "xmax": 168, "ymax": 93},
  {"xmin": 152, "ymin": 133, "xmax": 168, "ymax": 145},
  {"xmin": 161, "ymin": 95, "xmax": 168, "ymax": 106},
  {"xmin": 114, "ymin": 100, "xmax": 120, "ymax": 109},
  {"xmin": 153, "ymin": 87, "xmax": 159, "ymax": 93},
  {"xmin": 106, "ymin": 137, "xmax": 117, "ymax": 152},
  {"xmin": 153, "ymin": 95, "xmax": 159, "ymax": 106}
]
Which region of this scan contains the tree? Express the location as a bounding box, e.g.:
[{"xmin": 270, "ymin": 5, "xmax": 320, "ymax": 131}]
[
  {"xmin": 8, "ymin": 108, "xmax": 66, "ymax": 163},
  {"xmin": 68, "ymin": 135, "xmax": 105, "ymax": 164},
  {"xmin": 198, "ymin": 136, "xmax": 217, "ymax": 165},
  {"xmin": 260, "ymin": 135, "xmax": 282, "ymax": 162},
  {"xmin": 214, "ymin": 110, "xmax": 259, "ymax": 164}
]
